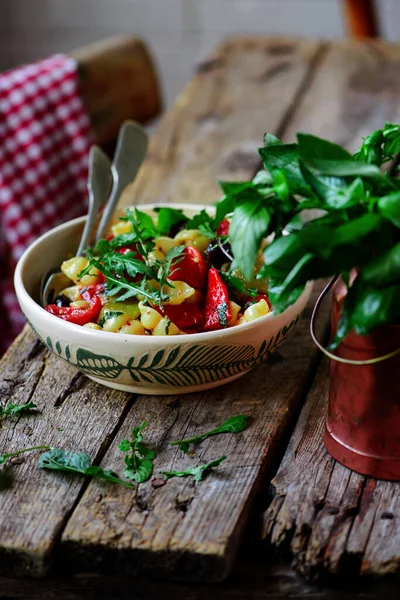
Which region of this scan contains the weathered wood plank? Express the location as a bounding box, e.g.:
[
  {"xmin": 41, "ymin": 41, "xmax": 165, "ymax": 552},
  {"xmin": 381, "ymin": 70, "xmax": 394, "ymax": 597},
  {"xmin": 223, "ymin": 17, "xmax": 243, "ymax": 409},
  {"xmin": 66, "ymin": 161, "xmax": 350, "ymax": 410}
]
[
  {"xmin": 0, "ymin": 328, "xmax": 133, "ymax": 577},
  {"xmin": 117, "ymin": 37, "xmax": 323, "ymax": 207},
  {"xmin": 61, "ymin": 282, "xmax": 329, "ymax": 581},
  {"xmin": 281, "ymin": 39, "xmax": 400, "ymax": 148},
  {"xmin": 262, "ymin": 358, "xmax": 400, "ymax": 580},
  {"xmin": 261, "ymin": 38, "xmax": 400, "ymax": 582}
]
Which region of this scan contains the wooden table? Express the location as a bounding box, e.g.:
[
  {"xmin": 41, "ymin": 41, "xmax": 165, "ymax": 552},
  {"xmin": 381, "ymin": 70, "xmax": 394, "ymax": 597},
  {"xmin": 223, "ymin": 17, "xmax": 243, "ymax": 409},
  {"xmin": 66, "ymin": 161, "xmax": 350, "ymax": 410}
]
[{"xmin": 1, "ymin": 37, "xmax": 400, "ymax": 599}]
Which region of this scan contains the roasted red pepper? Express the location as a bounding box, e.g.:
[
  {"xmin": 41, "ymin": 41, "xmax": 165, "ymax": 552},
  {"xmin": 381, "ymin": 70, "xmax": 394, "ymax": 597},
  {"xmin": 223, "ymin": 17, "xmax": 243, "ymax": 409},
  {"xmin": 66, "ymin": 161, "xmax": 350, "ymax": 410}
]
[
  {"xmin": 80, "ymin": 283, "xmax": 106, "ymax": 301},
  {"xmin": 162, "ymin": 304, "xmax": 203, "ymax": 332},
  {"xmin": 217, "ymin": 219, "xmax": 230, "ymax": 237},
  {"xmin": 203, "ymin": 268, "xmax": 232, "ymax": 331},
  {"xmin": 169, "ymin": 246, "xmax": 207, "ymax": 290},
  {"xmin": 45, "ymin": 295, "xmax": 102, "ymax": 326}
]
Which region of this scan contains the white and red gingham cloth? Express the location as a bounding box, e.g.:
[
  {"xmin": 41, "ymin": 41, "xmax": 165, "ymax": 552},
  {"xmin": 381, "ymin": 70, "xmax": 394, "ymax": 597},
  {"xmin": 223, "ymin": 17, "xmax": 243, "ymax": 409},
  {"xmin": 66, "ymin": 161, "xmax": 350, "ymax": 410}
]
[{"xmin": 0, "ymin": 54, "xmax": 94, "ymax": 355}]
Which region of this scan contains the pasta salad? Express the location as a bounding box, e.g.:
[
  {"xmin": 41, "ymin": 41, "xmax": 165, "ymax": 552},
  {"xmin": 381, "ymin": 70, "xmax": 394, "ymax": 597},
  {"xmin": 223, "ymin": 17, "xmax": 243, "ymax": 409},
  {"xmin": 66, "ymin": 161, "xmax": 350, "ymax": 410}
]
[{"xmin": 44, "ymin": 207, "xmax": 272, "ymax": 336}]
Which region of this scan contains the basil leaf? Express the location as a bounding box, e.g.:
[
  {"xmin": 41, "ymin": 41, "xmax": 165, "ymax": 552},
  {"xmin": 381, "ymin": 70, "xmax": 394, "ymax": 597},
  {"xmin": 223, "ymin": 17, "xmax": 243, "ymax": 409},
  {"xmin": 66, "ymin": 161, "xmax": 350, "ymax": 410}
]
[
  {"xmin": 378, "ymin": 192, "xmax": 400, "ymax": 228},
  {"xmin": 297, "ymin": 133, "xmax": 353, "ymax": 162},
  {"xmin": 229, "ymin": 200, "xmax": 270, "ymax": 280},
  {"xmin": 156, "ymin": 207, "xmax": 188, "ymax": 235},
  {"xmin": 362, "ymin": 243, "xmax": 400, "ymax": 288},
  {"xmin": 259, "ymin": 143, "xmax": 312, "ymax": 196},
  {"xmin": 351, "ymin": 285, "xmax": 400, "ymax": 335}
]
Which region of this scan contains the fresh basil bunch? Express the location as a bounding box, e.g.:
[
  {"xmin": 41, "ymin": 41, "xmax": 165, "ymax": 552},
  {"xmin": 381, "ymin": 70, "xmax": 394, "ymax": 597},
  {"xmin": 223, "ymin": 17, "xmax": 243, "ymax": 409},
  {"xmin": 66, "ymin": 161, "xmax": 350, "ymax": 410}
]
[{"xmin": 215, "ymin": 123, "xmax": 400, "ymax": 347}]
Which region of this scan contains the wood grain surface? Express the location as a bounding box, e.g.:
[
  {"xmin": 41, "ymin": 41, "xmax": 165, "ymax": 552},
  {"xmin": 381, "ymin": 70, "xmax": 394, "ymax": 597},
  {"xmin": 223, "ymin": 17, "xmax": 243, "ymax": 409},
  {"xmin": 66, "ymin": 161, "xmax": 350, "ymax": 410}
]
[
  {"xmin": 262, "ymin": 358, "xmax": 400, "ymax": 581},
  {"xmin": 61, "ymin": 283, "xmax": 328, "ymax": 581},
  {"xmin": 117, "ymin": 37, "xmax": 322, "ymax": 208},
  {"xmin": 0, "ymin": 330, "xmax": 133, "ymax": 576}
]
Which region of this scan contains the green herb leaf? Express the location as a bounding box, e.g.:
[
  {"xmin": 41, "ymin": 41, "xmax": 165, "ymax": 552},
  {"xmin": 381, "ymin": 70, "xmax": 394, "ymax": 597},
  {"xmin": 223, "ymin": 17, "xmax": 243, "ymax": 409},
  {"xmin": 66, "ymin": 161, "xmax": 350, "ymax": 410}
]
[
  {"xmin": 362, "ymin": 243, "xmax": 400, "ymax": 288},
  {"xmin": 259, "ymin": 142, "xmax": 312, "ymax": 196},
  {"xmin": 378, "ymin": 192, "xmax": 400, "ymax": 228},
  {"xmin": 39, "ymin": 448, "xmax": 134, "ymax": 488},
  {"xmin": 118, "ymin": 422, "xmax": 156, "ymax": 483},
  {"xmin": 171, "ymin": 415, "xmax": 248, "ymax": 453},
  {"xmin": 156, "ymin": 207, "xmax": 188, "ymax": 236},
  {"xmin": 0, "ymin": 401, "xmax": 38, "ymax": 418},
  {"xmin": 229, "ymin": 200, "xmax": 270, "ymax": 280},
  {"xmin": 162, "ymin": 455, "xmax": 226, "ymax": 481}
]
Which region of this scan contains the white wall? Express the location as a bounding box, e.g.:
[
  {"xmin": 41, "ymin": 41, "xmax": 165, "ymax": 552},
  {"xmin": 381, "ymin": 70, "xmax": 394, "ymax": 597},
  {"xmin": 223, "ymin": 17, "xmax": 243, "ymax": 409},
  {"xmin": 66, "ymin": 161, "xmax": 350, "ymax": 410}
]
[{"xmin": 0, "ymin": 0, "xmax": 398, "ymax": 107}]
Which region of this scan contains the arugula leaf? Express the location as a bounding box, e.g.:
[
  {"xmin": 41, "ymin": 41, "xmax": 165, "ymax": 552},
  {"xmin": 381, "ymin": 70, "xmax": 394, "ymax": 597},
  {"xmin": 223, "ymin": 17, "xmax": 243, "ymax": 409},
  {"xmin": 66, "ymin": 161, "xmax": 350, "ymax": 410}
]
[
  {"xmin": 0, "ymin": 401, "xmax": 38, "ymax": 418},
  {"xmin": 39, "ymin": 448, "xmax": 134, "ymax": 488},
  {"xmin": 171, "ymin": 415, "xmax": 248, "ymax": 453},
  {"xmin": 0, "ymin": 445, "xmax": 50, "ymax": 465},
  {"xmin": 118, "ymin": 421, "xmax": 156, "ymax": 483},
  {"xmin": 229, "ymin": 200, "xmax": 270, "ymax": 280},
  {"xmin": 156, "ymin": 207, "xmax": 188, "ymax": 236},
  {"xmin": 162, "ymin": 455, "xmax": 226, "ymax": 481}
]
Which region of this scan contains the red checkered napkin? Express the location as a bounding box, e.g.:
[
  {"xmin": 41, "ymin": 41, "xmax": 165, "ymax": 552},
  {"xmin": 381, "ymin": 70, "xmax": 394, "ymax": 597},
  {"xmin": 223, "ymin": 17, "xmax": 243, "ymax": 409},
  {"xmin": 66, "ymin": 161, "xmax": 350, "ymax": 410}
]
[{"xmin": 0, "ymin": 54, "xmax": 94, "ymax": 355}]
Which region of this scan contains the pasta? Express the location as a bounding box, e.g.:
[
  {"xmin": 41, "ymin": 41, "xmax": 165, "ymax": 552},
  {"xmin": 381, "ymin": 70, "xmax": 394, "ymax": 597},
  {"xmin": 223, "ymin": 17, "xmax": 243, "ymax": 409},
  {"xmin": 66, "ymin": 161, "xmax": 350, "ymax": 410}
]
[{"xmin": 45, "ymin": 208, "xmax": 273, "ymax": 336}]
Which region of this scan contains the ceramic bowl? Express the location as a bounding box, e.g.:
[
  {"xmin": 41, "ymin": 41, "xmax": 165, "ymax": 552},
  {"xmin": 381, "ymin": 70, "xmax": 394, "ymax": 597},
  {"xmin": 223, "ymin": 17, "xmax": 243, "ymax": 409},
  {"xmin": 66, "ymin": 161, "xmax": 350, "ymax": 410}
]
[{"xmin": 14, "ymin": 204, "xmax": 312, "ymax": 395}]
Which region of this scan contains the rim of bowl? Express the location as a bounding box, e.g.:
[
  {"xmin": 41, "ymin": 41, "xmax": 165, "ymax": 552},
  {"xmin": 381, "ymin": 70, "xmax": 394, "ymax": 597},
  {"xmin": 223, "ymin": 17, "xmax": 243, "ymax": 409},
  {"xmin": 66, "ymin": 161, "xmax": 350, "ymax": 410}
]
[{"xmin": 14, "ymin": 203, "xmax": 312, "ymax": 346}]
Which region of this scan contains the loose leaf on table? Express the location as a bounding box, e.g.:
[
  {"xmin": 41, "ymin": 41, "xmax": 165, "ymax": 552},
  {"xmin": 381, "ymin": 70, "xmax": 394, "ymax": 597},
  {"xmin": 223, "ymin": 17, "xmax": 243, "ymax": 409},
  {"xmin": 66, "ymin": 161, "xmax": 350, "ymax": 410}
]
[
  {"xmin": 163, "ymin": 455, "xmax": 227, "ymax": 482},
  {"xmin": 39, "ymin": 448, "xmax": 134, "ymax": 488},
  {"xmin": 118, "ymin": 421, "xmax": 156, "ymax": 483},
  {"xmin": 0, "ymin": 401, "xmax": 38, "ymax": 418},
  {"xmin": 171, "ymin": 415, "xmax": 249, "ymax": 453}
]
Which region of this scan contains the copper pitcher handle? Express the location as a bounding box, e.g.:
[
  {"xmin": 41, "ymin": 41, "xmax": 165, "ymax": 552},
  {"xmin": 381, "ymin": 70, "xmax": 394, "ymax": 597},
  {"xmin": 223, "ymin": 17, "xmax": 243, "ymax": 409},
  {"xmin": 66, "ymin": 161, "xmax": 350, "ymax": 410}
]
[{"xmin": 310, "ymin": 276, "xmax": 400, "ymax": 366}]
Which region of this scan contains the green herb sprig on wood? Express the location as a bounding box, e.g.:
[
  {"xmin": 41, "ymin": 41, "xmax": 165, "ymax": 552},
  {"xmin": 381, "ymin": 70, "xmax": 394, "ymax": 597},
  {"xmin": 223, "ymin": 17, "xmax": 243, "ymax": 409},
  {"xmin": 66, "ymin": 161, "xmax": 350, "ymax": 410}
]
[{"xmin": 171, "ymin": 415, "xmax": 249, "ymax": 453}]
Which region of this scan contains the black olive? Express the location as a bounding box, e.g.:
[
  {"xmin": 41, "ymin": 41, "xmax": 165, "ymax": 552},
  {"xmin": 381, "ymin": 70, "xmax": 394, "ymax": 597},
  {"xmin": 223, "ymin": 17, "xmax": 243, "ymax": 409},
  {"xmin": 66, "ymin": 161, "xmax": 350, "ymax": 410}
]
[
  {"xmin": 54, "ymin": 294, "xmax": 71, "ymax": 307},
  {"xmin": 168, "ymin": 219, "xmax": 188, "ymax": 238},
  {"xmin": 205, "ymin": 240, "xmax": 233, "ymax": 269}
]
